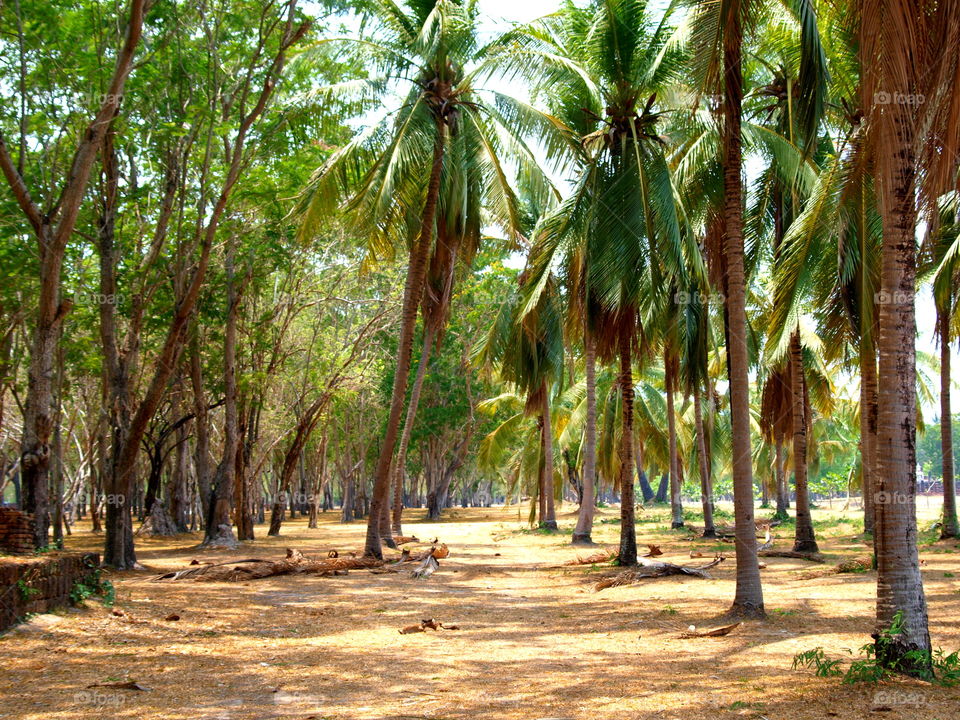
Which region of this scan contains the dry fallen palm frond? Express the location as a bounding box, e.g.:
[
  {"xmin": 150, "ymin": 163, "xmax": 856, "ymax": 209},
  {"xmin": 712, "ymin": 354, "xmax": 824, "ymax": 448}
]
[
  {"xmin": 836, "ymin": 557, "xmax": 872, "ymax": 573},
  {"xmin": 559, "ymin": 549, "xmax": 618, "ymax": 566},
  {"xmin": 594, "ymin": 557, "xmax": 724, "ymax": 591},
  {"xmin": 411, "ymin": 554, "xmax": 440, "ymax": 579}
]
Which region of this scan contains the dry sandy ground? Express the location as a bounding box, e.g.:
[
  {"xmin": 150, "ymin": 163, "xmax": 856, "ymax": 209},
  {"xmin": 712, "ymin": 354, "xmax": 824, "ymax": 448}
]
[{"xmin": 1, "ymin": 504, "xmax": 958, "ymax": 720}]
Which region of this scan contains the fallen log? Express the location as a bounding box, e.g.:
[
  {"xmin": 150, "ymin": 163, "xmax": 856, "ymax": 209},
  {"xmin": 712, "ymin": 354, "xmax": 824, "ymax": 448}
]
[
  {"xmin": 153, "ymin": 548, "xmax": 383, "ymax": 582},
  {"xmin": 679, "ymin": 622, "xmax": 741, "ymax": 639},
  {"xmin": 594, "ymin": 557, "xmax": 723, "ymax": 591}
]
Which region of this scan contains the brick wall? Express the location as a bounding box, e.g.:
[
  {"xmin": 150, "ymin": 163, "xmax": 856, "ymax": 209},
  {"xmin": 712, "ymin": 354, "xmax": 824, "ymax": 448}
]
[
  {"xmin": 0, "ymin": 508, "xmax": 36, "ymax": 554},
  {"xmin": 0, "ymin": 553, "xmax": 101, "ymax": 632}
]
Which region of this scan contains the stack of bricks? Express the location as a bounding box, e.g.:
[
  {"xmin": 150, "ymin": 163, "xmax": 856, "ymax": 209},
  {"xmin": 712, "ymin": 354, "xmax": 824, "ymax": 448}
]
[
  {"xmin": 0, "ymin": 552, "xmax": 101, "ymax": 631},
  {"xmin": 0, "ymin": 507, "xmax": 36, "ymax": 555}
]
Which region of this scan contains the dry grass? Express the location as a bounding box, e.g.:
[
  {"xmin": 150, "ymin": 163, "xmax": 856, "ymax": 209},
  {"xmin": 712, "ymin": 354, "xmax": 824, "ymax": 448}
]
[{"xmin": 1, "ymin": 502, "xmax": 958, "ymax": 720}]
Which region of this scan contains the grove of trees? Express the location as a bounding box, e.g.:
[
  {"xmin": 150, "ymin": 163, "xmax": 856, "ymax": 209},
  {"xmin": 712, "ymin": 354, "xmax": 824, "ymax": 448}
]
[{"xmin": 2, "ymin": 0, "xmax": 960, "ymax": 678}]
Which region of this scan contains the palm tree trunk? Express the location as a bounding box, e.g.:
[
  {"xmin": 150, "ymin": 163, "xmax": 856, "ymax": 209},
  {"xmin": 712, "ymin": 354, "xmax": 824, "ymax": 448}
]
[
  {"xmin": 665, "ymin": 352, "xmax": 683, "ymax": 528},
  {"xmin": 774, "ymin": 439, "xmax": 788, "ymax": 519},
  {"xmin": 790, "ymin": 331, "xmax": 818, "ymax": 552},
  {"xmin": 541, "ymin": 380, "xmax": 558, "ymax": 530},
  {"xmin": 939, "ymin": 305, "xmax": 958, "ymax": 538},
  {"xmin": 572, "ymin": 329, "xmax": 597, "ymax": 544},
  {"xmin": 364, "ymin": 127, "xmax": 445, "ymax": 558},
  {"xmin": 695, "ymin": 387, "xmax": 716, "ymax": 537},
  {"xmin": 873, "ymin": 101, "xmax": 931, "ymax": 671},
  {"xmin": 617, "ymin": 331, "xmax": 637, "ymax": 565},
  {"xmin": 390, "ymin": 323, "xmax": 436, "ymax": 535},
  {"xmin": 860, "ymin": 336, "xmax": 878, "ymax": 535},
  {"xmin": 721, "ymin": 1, "xmax": 764, "ymax": 616}
]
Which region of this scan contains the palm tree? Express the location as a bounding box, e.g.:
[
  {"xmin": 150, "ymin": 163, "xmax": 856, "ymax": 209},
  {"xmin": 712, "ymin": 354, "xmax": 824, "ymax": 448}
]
[
  {"xmin": 501, "ymin": 0, "xmax": 691, "ymax": 564},
  {"xmin": 853, "ymin": 0, "xmax": 960, "ymax": 673},
  {"xmin": 924, "ymin": 193, "xmax": 960, "ymax": 540},
  {"xmin": 662, "ymin": 286, "xmax": 686, "ymax": 528},
  {"xmin": 681, "ymin": 285, "xmax": 717, "ymax": 536},
  {"xmin": 475, "ymin": 272, "xmax": 566, "ymax": 528},
  {"xmin": 298, "ymin": 0, "xmax": 556, "ymax": 557},
  {"xmin": 688, "ymin": 0, "xmax": 759, "ymax": 615}
]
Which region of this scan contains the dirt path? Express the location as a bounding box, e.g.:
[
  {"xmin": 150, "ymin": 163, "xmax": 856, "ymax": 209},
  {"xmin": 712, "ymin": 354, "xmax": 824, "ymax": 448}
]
[{"xmin": 2, "ymin": 505, "xmax": 958, "ymax": 720}]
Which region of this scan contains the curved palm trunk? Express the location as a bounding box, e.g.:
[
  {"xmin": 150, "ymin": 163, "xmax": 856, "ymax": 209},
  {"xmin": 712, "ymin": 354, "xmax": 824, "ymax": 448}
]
[
  {"xmin": 665, "ymin": 353, "xmax": 683, "ymax": 528},
  {"xmin": 721, "ymin": 3, "xmax": 764, "ymax": 616},
  {"xmin": 873, "ymin": 103, "xmax": 931, "ymax": 672},
  {"xmin": 617, "ymin": 332, "xmax": 637, "ymax": 565},
  {"xmin": 390, "ymin": 323, "xmax": 436, "ymax": 535},
  {"xmin": 541, "ymin": 380, "xmax": 558, "ymax": 530},
  {"xmin": 572, "ymin": 329, "xmax": 597, "ymax": 544},
  {"xmin": 364, "ymin": 128, "xmax": 445, "ymax": 558},
  {"xmin": 939, "ymin": 306, "xmax": 958, "ymax": 538},
  {"xmin": 695, "ymin": 388, "xmax": 715, "ymax": 537},
  {"xmin": 860, "ymin": 337, "xmax": 878, "ymax": 535},
  {"xmin": 790, "ymin": 331, "xmax": 818, "ymax": 553}
]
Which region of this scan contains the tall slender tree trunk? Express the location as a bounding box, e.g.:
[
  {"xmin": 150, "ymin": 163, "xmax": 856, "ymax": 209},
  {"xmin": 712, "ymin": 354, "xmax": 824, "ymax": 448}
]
[
  {"xmin": 189, "ymin": 333, "xmax": 212, "ymax": 519},
  {"xmin": 618, "ymin": 332, "xmax": 637, "ymax": 565},
  {"xmin": 364, "ymin": 127, "xmax": 445, "ymax": 559},
  {"xmin": 873, "ymin": 101, "xmax": 930, "ymax": 671},
  {"xmin": 19, "ymin": 262, "xmax": 60, "ymax": 548},
  {"xmin": 790, "ymin": 331, "xmax": 818, "ymax": 552},
  {"xmin": 390, "ymin": 324, "xmax": 436, "ymax": 535},
  {"xmin": 541, "ymin": 380, "xmax": 558, "ymax": 530},
  {"xmin": 861, "ymin": 338, "xmax": 878, "ymax": 535},
  {"xmin": 939, "ymin": 306, "xmax": 958, "ymax": 538},
  {"xmin": 774, "ymin": 440, "xmax": 788, "ymax": 519},
  {"xmin": 695, "ymin": 388, "xmax": 716, "ymax": 537},
  {"xmin": 169, "ymin": 400, "xmax": 190, "ymax": 532},
  {"xmin": 204, "ymin": 236, "xmax": 241, "ymax": 546},
  {"xmin": 234, "ymin": 400, "xmax": 255, "ymax": 541},
  {"xmin": 665, "ymin": 353, "xmax": 683, "ymax": 528},
  {"xmin": 721, "ymin": 2, "xmax": 764, "ymax": 616},
  {"xmin": 572, "ymin": 329, "xmax": 597, "ymax": 544}
]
